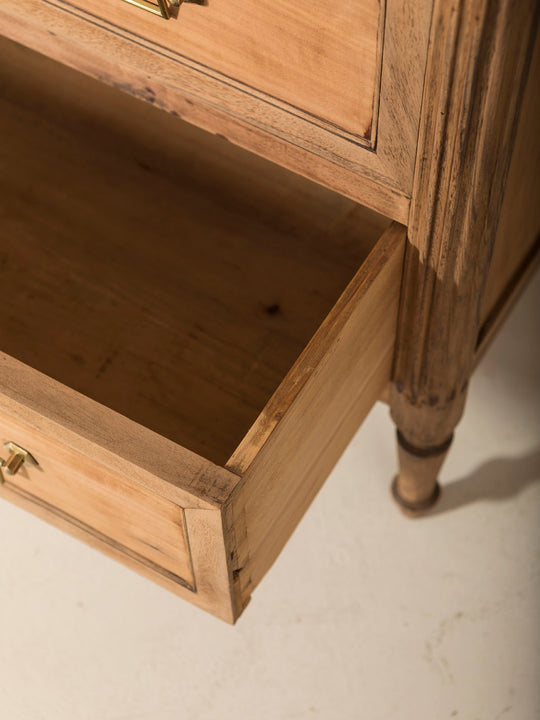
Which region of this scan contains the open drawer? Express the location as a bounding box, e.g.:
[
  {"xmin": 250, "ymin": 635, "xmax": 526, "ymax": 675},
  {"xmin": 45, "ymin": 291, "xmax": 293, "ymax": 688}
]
[{"xmin": 0, "ymin": 39, "xmax": 404, "ymax": 622}]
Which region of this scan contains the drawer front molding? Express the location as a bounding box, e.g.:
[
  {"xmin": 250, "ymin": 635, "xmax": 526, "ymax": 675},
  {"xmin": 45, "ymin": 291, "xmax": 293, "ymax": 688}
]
[
  {"xmin": 46, "ymin": 0, "xmax": 384, "ymax": 146},
  {"xmin": 0, "ymin": 354, "xmax": 239, "ymax": 622},
  {"xmin": 0, "ymin": 0, "xmax": 433, "ymax": 222}
]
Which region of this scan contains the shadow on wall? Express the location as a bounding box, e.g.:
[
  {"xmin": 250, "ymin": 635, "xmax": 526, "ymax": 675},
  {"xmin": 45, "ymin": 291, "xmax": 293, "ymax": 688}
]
[{"xmin": 425, "ymin": 447, "xmax": 540, "ymax": 516}]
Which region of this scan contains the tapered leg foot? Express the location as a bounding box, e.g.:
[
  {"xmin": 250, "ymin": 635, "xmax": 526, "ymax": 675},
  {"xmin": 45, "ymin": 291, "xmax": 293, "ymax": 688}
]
[{"xmin": 391, "ymin": 431, "xmax": 453, "ymax": 517}]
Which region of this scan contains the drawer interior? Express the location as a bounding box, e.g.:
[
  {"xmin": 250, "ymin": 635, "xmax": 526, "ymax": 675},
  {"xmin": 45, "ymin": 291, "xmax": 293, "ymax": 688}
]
[{"xmin": 0, "ymin": 38, "xmax": 390, "ymax": 467}]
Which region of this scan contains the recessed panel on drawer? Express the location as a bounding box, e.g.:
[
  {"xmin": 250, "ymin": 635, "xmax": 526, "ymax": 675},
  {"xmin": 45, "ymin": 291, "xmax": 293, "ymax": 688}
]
[
  {"xmin": 0, "ymin": 414, "xmax": 195, "ymax": 589},
  {"xmin": 70, "ymin": 0, "xmax": 384, "ymax": 142}
]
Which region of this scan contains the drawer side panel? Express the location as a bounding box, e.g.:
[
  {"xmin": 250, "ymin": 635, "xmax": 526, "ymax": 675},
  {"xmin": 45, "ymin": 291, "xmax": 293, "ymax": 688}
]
[{"xmin": 226, "ymin": 224, "xmax": 405, "ymax": 610}]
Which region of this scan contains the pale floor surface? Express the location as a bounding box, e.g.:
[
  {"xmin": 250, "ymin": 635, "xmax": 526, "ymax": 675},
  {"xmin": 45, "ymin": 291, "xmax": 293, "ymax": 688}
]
[{"xmin": 0, "ymin": 274, "xmax": 539, "ymax": 720}]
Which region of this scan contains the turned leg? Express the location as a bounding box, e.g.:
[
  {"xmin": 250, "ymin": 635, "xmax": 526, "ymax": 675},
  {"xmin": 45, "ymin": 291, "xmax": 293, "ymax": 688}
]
[
  {"xmin": 388, "ymin": 0, "xmax": 537, "ymax": 514},
  {"xmin": 389, "ymin": 379, "xmax": 466, "ymax": 516},
  {"xmin": 391, "ymin": 431, "xmax": 452, "ymax": 515}
]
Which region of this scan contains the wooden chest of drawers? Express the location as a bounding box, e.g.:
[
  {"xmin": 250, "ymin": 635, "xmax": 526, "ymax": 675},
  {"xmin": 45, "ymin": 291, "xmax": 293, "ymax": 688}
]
[{"xmin": 0, "ymin": 0, "xmax": 538, "ymax": 621}]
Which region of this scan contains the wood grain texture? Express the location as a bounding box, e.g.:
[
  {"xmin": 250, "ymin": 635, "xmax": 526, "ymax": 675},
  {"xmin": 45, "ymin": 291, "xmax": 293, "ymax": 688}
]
[
  {"xmin": 0, "ymin": 40, "xmax": 397, "ymax": 620},
  {"xmin": 0, "ymin": 354, "xmax": 238, "ymax": 621},
  {"xmin": 481, "ymin": 24, "xmax": 540, "ymax": 324},
  {"xmin": 0, "ymin": 38, "xmax": 388, "ymax": 466},
  {"xmin": 390, "ymin": 0, "xmax": 539, "ymax": 456},
  {"xmin": 225, "ymin": 225, "xmax": 405, "ymax": 610},
  {"xmin": 72, "ymin": 0, "xmax": 383, "ymax": 139},
  {"xmin": 0, "ymin": 481, "xmax": 236, "ymax": 621},
  {"xmin": 0, "ymin": 0, "xmax": 433, "ymax": 221},
  {"xmin": 0, "ymin": 355, "xmax": 236, "ymax": 510},
  {"xmin": 0, "ymin": 411, "xmax": 195, "ymax": 588}
]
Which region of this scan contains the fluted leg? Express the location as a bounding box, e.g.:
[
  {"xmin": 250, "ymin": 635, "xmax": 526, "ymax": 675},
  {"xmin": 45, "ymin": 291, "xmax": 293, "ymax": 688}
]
[{"xmin": 387, "ymin": 0, "xmax": 537, "ymax": 516}]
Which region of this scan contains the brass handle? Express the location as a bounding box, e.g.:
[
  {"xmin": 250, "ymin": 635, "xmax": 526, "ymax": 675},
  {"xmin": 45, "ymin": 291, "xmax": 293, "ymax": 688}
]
[
  {"xmin": 122, "ymin": 0, "xmax": 174, "ymax": 19},
  {"xmin": 121, "ymin": 0, "xmax": 205, "ymax": 20},
  {"xmin": 0, "ymin": 441, "xmax": 39, "ymax": 484}
]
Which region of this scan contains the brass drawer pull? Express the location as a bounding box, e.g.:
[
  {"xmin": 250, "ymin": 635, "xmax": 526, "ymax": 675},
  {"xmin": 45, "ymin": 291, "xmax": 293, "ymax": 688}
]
[
  {"xmin": 121, "ymin": 0, "xmax": 205, "ymax": 20},
  {"xmin": 0, "ymin": 441, "xmax": 39, "ymax": 483},
  {"xmin": 122, "ymin": 0, "xmax": 173, "ymax": 19}
]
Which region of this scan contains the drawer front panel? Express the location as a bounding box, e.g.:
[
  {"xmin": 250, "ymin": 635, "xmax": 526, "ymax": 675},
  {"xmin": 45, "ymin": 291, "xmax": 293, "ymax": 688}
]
[
  {"xmin": 0, "ymin": 352, "xmax": 239, "ymax": 622},
  {"xmin": 77, "ymin": 0, "xmax": 383, "ymax": 141},
  {"xmin": 0, "ymin": 413, "xmax": 195, "ymax": 588},
  {"xmin": 0, "ymin": 0, "xmax": 433, "ymax": 221}
]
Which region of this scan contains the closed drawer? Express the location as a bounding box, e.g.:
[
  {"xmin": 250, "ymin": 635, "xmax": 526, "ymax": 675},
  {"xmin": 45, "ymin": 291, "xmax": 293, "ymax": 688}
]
[
  {"xmin": 0, "ymin": 0, "xmax": 433, "ymax": 222},
  {"xmin": 82, "ymin": 0, "xmax": 382, "ymax": 140},
  {"xmin": 0, "ymin": 40, "xmax": 404, "ymax": 621}
]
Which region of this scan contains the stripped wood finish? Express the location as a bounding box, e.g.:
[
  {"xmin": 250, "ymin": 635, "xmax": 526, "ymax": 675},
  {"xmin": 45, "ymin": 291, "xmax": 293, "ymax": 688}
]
[
  {"xmin": 0, "ymin": 38, "xmax": 388, "ymax": 466},
  {"xmin": 0, "ymin": 0, "xmax": 434, "ymax": 222},
  {"xmin": 475, "ymin": 238, "xmax": 540, "ymax": 367},
  {"xmin": 389, "ymin": 0, "xmax": 539, "ymax": 510},
  {"xmin": 1, "ymin": 0, "xmax": 537, "ymax": 622},
  {"xmin": 226, "ymin": 225, "xmax": 405, "ymax": 609},
  {"xmin": 0, "ymin": 39, "xmax": 399, "ymax": 620},
  {"xmin": 0, "ymin": 353, "xmax": 239, "ymax": 621},
  {"xmin": 71, "ymin": 0, "xmax": 383, "ymax": 139}
]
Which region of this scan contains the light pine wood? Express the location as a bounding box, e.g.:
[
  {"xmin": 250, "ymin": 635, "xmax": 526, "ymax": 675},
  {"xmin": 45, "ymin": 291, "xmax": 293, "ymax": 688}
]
[
  {"xmin": 0, "ymin": 356, "xmax": 236, "ymax": 511},
  {"xmin": 0, "ymin": 411, "xmax": 195, "ymax": 587},
  {"xmin": 72, "ymin": 0, "xmax": 383, "ymax": 139},
  {"xmin": 389, "ymin": 0, "xmax": 539, "ymax": 511},
  {"xmin": 0, "ymin": 40, "xmax": 399, "ymax": 621},
  {"xmin": 0, "ymin": 0, "xmax": 433, "ymax": 222},
  {"xmin": 0, "ymin": 353, "xmax": 239, "ymax": 622},
  {"xmin": 391, "ymin": 432, "xmax": 449, "ymax": 516},
  {"xmin": 225, "ymin": 225, "xmax": 405, "ymax": 610},
  {"xmin": 1, "ymin": 0, "xmax": 537, "ymax": 618},
  {"xmin": 0, "ymin": 485, "xmax": 237, "ymax": 622},
  {"xmin": 4, "ymin": 0, "xmax": 536, "ymax": 619},
  {"xmin": 227, "ymin": 223, "xmax": 399, "ymax": 474},
  {"xmin": 0, "ymin": 38, "xmax": 388, "ymax": 466}
]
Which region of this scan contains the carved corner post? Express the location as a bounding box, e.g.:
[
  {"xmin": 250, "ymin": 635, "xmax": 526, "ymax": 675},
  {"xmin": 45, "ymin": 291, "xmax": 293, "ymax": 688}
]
[{"xmin": 389, "ymin": 0, "xmax": 539, "ymax": 514}]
